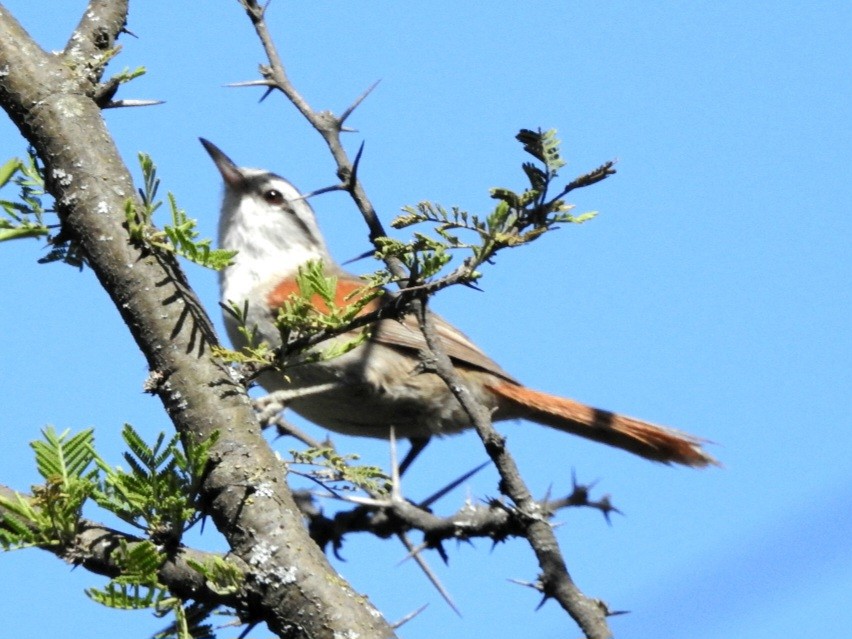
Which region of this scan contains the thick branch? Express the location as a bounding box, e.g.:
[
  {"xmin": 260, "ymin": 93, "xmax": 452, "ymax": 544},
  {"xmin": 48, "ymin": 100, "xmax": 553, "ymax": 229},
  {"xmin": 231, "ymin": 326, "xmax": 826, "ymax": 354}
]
[{"xmin": 0, "ymin": 5, "xmax": 394, "ymax": 638}]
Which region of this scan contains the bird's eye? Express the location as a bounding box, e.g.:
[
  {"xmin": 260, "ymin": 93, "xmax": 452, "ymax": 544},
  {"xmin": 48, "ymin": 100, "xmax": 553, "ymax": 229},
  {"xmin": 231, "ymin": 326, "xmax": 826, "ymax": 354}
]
[{"xmin": 262, "ymin": 189, "xmax": 285, "ymax": 206}]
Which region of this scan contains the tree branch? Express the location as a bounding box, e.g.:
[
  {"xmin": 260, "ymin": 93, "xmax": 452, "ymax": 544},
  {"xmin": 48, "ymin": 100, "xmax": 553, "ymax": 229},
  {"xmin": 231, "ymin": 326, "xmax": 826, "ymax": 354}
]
[
  {"xmin": 413, "ymin": 300, "xmax": 614, "ymax": 638},
  {"xmin": 233, "ymin": 2, "xmax": 613, "ymax": 636},
  {"xmin": 301, "ymin": 481, "xmax": 619, "ymax": 555},
  {"xmin": 0, "ymin": 484, "xmax": 245, "ymax": 610},
  {"xmin": 0, "ymin": 4, "xmax": 395, "ymax": 638}
]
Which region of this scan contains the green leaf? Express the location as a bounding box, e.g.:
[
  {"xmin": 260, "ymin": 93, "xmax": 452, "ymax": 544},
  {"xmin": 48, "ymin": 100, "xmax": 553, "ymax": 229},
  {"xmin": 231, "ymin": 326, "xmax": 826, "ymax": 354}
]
[
  {"xmin": 31, "ymin": 427, "xmax": 97, "ymax": 483},
  {"xmin": 516, "ymin": 128, "xmax": 565, "ymax": 173},
  {"xmin": 0, "ymin": 153, "xmax": 52, "ymax": 245},
  {"xmin": 0, "ymin": 492, "xmax": 42, "ymax": 548},
  {"xmin": 187, "ymin": 556, "xmax": 243, "ymax": 595},
  {"xmin": 0, "ymin": 157, "xmax": 22, "ymax": 188},
  {"xmin": 86, "ymin": 540, "xmax": 169, "ymax": 609},
  {"xmin": 127, "ymin": 154, "xmax": 235, "ymax": 270},
  {"xmin": 522, "ymin": 162, "xmax": 547, "ymax": 191},
  {"xmin": 0, "ymin": 224, "xmax": 50, "ymax": 241},
  {"xmin": 87, "ymin": 581, "xmax": 165, "ymax": 610},
  {"xmin": 93, "ymin": 424, "xmax": 209, "ymax": 536},
  {"xmin": 290, "ymin": 446, "xmax": 389, "ymax": 495},
  {"xmin": 0, "ymin": 427, "xmax": 99, "ymax": 548}
]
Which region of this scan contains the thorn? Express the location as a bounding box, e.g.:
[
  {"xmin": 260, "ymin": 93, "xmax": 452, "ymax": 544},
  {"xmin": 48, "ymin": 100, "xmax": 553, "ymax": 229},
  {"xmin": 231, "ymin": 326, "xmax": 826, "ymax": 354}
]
[
  {"xmin": 434, "ymin": 541, "xmax": 449, "ymax": 565},
  {"xmin": 342, "ymin": 248, "xmax": 376, "ymax": 265},
  {"xmin": 295, "ymin": 183, "xmax": 346, "ymax": 201},
  {"xmin": 397, "ymin": 533, "xmax": 461, "ymax": 616},
  {"xmin": 224, "ymin": 78, "xmax": 274, "ymax": 88},
  {"xmin": 340, "ymin": 79, "xmax": 381, "ymax": 126},
  {"xmin": 392, "ymin": 603, "xmax": 429, "ymax": 629},
  {"xmin": 120, "ymin": 27, "xmax": 139, "ymax": 39},
  {"xmin": 335, "ymin": 494, "xmax": 388, "ymax": 508},
  {"xmin": 332, "ymin": 541, "xmax": 346, "ymax": 562},
  {"xmin": 419, "ymin": 460, "xmax": 490, "ymax": 508},
  {"xmin": 598, "ymin": 495, "xmax": 623, "ymax": 525},
  {"xmin": 348, "ymin": 140, "xmax": 366, "ymax": 191},
  {"xmin": 458, "ymin": 537, "xmax": 476, "ymax": 549},
  {"xmin": 396, "ymin": 540, "xmax": 429, "ymax": 566},
  {"xmin": 237, "ymin": 621, "xmax": 259, "ymax": 639},
  {"xmin": 259, "ymin": 86, "xmax": 275, "ymax": 103},
  {"xmin": 398, "ymin": 438, "xmax": 430, "ymax": 476},
  {"xmin": 508, "ymin": 577, "xmax": 545, "ymax": 593},
  {"xmin": 102, "ymin": 99, "xmax": 165, "ymax": 109},
  {"xmin": 590, "ymin": 597, "xmax": 629, "ymax": 617},
  {"xmin": 389, "ymin": 426, "xmax": 402, "ymax": 501}
]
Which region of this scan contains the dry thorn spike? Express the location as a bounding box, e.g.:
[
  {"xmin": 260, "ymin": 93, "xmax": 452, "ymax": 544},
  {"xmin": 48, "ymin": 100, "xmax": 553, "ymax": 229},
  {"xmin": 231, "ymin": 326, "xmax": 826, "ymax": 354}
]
[
  {"xmin": 346, "ymin": 140, "xmax": 366, "ymax": 193},
  {"xmin": 341, "ymin": 249, "xmax": 376, "ymax": 266},
  {"xmin": 339, "ymin": 79, "xmax": 381, "ymax": 126},
  {"xmin": 271, "ymin": 416, "xmax": 323, "ymax": 446},
  {"xmin": 389, "ymin": 425, "xmax": 403, "ymax": 501},
  {"xmin": 418, "ymin": 460, "xmax": 490, "ymax": 509},
  {"xmin": 396, "ymin": 539, "xmax": 429, "ymax": 567},
  {"xmin": 333, "ymin": 494, "xmax": 389, "ymax": 508},
  {"xmin": 392, "ymin": 603, "xmax": 429, "ymax": 630},
  {"xmin": 396, "ymin": 532, "xmax": 461, "ymax": 616},
  {"xmin": 102, "ymin": 99, "xmax": 165, "ymax": 108},
  {"xmin": 237, "ymin": 621, "xmax": 259, "ymax": 639},
  {"xmin": 293, "ymin": 183, "xmax": 346, "ymax": 202},
  {"xmin": 224, "ymin": 79, "xmax": 275, "ymax": 88}
]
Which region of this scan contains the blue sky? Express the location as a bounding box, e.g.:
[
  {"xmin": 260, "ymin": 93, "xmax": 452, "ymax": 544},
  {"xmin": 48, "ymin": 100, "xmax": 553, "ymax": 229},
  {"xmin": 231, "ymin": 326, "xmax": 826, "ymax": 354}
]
[{"xmin": 1, "ymin": 2, "xmax": 850, "ymax": 638}]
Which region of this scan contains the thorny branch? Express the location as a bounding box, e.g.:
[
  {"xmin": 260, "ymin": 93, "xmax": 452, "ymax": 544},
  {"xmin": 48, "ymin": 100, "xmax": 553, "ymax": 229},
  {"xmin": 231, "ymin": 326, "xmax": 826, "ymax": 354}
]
[
  {"xmin": 235, "ymin": 1, "xmax": 615, "ymax": 636},
  {"xmin": 298, "ymin": 479, "xmax": 621, "ymax": 557}
]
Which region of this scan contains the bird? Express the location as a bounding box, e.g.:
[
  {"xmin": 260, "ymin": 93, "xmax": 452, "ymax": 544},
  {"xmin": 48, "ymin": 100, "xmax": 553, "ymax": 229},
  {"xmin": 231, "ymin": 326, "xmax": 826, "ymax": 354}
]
[{"xmin": 201, "ymin": 138, "xmax": 716, "ymax": 468}]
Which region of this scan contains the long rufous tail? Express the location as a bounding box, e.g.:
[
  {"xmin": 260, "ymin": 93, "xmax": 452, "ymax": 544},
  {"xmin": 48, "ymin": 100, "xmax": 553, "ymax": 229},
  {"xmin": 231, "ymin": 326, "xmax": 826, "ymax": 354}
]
[{"xmin": 487, "ymin": 382, "xmax": 717, "ymax": 467}]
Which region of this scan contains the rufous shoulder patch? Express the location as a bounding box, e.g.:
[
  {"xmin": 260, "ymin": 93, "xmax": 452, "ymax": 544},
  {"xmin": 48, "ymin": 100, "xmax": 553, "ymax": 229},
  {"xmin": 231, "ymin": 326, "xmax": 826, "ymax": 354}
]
[{"xmin": 266, "ymin": 274, "xmax": 382, "ymax": 316}]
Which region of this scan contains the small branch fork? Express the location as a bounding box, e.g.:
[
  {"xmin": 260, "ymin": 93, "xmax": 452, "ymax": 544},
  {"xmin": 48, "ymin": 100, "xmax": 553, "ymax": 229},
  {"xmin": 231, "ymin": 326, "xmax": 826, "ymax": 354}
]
[{"xmin": 234, "ymin": 1, "xmax": 615, "ymax": 636}]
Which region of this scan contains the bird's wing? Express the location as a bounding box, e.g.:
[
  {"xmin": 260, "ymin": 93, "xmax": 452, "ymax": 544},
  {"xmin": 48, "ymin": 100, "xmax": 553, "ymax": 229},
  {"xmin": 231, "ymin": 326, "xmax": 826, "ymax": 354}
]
[
  {"xmin": 372, "ymin": 310, "xmax": 518, "ymax": 383},
  {"xmin": 269, "ymin": 269, "xmax": 519, "ymax": 383}
]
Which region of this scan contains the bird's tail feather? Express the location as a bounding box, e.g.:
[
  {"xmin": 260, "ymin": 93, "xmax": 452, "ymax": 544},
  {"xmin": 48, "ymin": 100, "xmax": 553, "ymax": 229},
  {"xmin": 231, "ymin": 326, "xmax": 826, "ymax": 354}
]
[{"xmin": 488, "ymin": 382, "xmax": 717, "ymax": 468}]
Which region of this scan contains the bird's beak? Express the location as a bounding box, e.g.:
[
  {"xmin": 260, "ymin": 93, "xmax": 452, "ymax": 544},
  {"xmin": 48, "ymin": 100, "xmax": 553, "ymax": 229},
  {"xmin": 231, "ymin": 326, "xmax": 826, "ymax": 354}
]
[{"xmin": 199, "ymin": 138, "xmax": 245, "ymax": 189}]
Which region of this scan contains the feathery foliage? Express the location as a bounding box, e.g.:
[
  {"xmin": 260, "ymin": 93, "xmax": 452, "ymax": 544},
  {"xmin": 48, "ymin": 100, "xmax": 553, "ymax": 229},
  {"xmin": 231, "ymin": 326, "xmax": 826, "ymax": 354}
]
[
  {"xmin": 0, "ymin": 425, "xmax": 222, "ymax": 635},
  {"xmin": 126, "ymin": 153, "xmax": 236, "ymax": 270},
  {"xmin": 0, "ymin": 426, "xmax": 98, "ymax": 548},
  {"xmin": 289, "ymin": 446, "xmax": 389, "ymax": 496},
  {"xmin": 93, "ymin": 424, "xmax": 216, "ymax": 539},
  {"xmin": 389, "ymin": 128, "xmax": 611, "ymax": 287}
]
